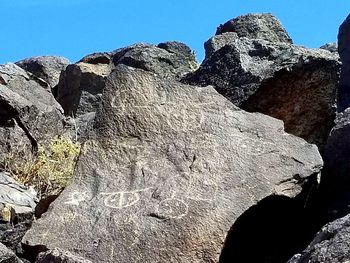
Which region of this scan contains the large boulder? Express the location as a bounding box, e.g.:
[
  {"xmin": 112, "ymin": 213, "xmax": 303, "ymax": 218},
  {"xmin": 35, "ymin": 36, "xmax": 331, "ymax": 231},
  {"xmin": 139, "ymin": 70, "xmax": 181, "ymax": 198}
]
[
  {"xmin": 15, "ymin": 56, "xmax": 69, "ymax": 90},
  {"xmin": 338, "ymin": 14, "xmax": 350, "ymax": 112},
  {"xmin": 22, "ymin": 65, "xmax": 323, "ymax": 262},
  {"xmin": 288, "ymin": 213, "xmax": 350, "ymax": 263},
  {"xmin": 0, "ymin": 63, "xmax": 64, "ymax": 167},
  {"xmin": 184, "ymin": 15, "xmax": 340, "ymax": 149},
  {"xmin": 215, "ymin": 13, "xmax": 292, "ymax": 44},
  {"xmin": 56, "ymin": 41, "xmax": 197, "ymax": 117}
]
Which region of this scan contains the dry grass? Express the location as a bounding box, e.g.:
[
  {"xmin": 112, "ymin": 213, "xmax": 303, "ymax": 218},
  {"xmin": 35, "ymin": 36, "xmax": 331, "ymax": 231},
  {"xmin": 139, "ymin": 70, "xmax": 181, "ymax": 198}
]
[{"xmin": 4, "ymin": 136, "xmax": 81, "ymax": 198}]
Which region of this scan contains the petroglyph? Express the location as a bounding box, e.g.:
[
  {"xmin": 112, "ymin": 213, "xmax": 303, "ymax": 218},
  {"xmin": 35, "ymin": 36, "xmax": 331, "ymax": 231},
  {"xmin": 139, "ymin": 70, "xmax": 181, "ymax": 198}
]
[
  {"xmin": 100, "ymin": 188, "xmax": 151, "ymax": 209},
  {"xmin": 65, "ymin": 191, "xmax": 89, "ymax": 206},
  {"xmin": 155, "ymin": 198, "xmax": 189, "ymax": 219}
]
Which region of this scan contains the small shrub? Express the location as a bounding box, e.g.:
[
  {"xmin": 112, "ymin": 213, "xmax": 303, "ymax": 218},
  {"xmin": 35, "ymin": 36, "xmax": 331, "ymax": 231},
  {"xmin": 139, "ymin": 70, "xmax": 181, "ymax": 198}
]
[{"xmin": 4, "ymin": 136, "xmax": 81, "ymax": 198}]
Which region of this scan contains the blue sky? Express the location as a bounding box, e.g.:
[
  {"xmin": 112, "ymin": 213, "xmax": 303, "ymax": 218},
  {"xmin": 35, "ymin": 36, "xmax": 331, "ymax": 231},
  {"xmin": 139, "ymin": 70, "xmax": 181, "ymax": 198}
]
[{"xmin": 1, "ymin": 0, "xmax": 350, "ymax": 64}]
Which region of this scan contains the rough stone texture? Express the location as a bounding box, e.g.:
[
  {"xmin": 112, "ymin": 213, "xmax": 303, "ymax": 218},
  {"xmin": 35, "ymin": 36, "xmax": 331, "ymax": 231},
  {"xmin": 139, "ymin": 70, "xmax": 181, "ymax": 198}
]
[
  {"xmin": 0, "ymin": 243, "xmax": 23, "ymax": 263},
  {"xmin": 320, "ymin": 42, "xmax": 338, "ymax": 53},
  {"xmin": 0, "ymin": 172, "xmax": 37, "ymax": 214},
  {"xmin": 215, "ymin": 13, "xmax": 292, "ymax": 44},
  {"xmin": 56, "ymin": 41, "xmax": 197, "ymax": 117},
  {"xmin": 16, "ymin": 56, "xmax": 69, "ymax": 89},
  {"xmin": 185, "ymin": 33, "xmax": 340, "ymax": 149},
  {"xmin": 36, "ymin": 248, "xmax": 92, "ymax": 263},
  {"xmin": 338, "ymin": 14, "xmax": 350, "ymax": 112},
  {"xmin": 288, "ymin": 213, "xmax": 350, "ymax": 263},
  {"xmin": 0, "ymin": 63, "xmax": 64, "ymax": 166},
  {"xmin": 22, "ymin": 65, "xmax": 323, "ymax": 263}
]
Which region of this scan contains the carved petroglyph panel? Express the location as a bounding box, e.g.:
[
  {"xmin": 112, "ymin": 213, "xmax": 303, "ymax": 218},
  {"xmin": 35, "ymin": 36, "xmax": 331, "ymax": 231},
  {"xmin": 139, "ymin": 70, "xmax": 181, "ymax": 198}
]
[
  {"xmin": 100, "ymin": 188, "xmax": 152, "ymax": 209},
  {"xmin": 155, "ymin": 198, "xmax": 189, "ymax": 219}
]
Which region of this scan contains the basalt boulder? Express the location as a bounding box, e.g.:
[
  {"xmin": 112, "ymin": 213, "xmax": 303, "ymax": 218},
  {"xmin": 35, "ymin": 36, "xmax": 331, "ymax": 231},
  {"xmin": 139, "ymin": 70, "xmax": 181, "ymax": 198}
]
[
  {"xmin": 22, "ymin": 65, "xmax": 322, "ymax": 263},
  {"xmin": 56, "ymin": 41, "xmax": 197, "ymax": 117},
  {"xmin": 16, "ymin": 56, "xmax": 69, "ymax": 90},
  {"xmin": 288, "ymin": 213, "xmax": 350, "ymax": 263},
  {"xmin": 184, "ymin": 16, "xmax": 340, "ymax": 149}
]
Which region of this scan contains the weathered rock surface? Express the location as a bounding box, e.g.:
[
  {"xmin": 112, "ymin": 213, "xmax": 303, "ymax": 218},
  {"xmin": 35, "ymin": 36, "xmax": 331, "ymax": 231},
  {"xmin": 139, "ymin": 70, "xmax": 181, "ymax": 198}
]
[
  {"xmin": 0, "ymin": 243, "xmax": 23, "ymax": 263},
  {"xmin": 56, "ymin": 41, "xmax": 197, "ymax": 117},
  {"xmin": 320, "ymin": 42, "xmax": 338, "ymax": 53},
  {"xmin": 338, "ymin": 14, "xmax": 350, "ymax": 112},
  {"xmin": 15, "ymin": 56, "xmax": 69, "ymax": 89},
  {"xmin": 22, "ymin": 65, "xmax": 322, "ymax": 262},
  {"xmin": 36, "ymin": 248, "xmax": 92, "ymax": 263},
  {"xmin": 0, "ymin": 63, "xmax": 64, "ymax": 167},
  {"xmin": 215, "ymin": 13, "xmax": 292, "ymax": 43},
  {"xmin": 288, "ymin": 213, "xmax": 350, "ymax": 263},
  {"xmin": 185, "ymin": 17, "xmax": 340, "ymax": 149}
]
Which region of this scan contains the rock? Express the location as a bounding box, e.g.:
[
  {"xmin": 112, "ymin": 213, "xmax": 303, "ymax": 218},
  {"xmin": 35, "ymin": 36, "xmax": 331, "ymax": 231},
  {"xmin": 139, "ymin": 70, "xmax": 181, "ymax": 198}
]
[
  {"xmin": 0, "ymin": 172, "xmax": 38, "ymax": 215},
  {"xmin": 185, "ymin": 25, "xmax": 340, "ymax": 149},
  {"xmin": 56, "ymin": 41, "xmax": 197, "ymax": 117},
  {"xmin": 16, "ymin": 56, "xmax": 69, "ymax": 89},
  {"xmin": 338, "ymin": 14, "xmax": 350, "ymax": 112},
  {"xmin": 215, "ymin": 13, "xmax": 292, "ymax": 44},
  {"xmin": 288, "ymin": 213, "xmax": 350, "ymax": 263},
  {"xmin": 0, "ymin": 63, "xmax": 64, "ymax": 167},
  {"xmin": 0, "ymin": 243, "xmax": 23, "ymax": 263},
  {"xmin": 320, "ymin": 42, "xmax": 338, "ymax": 53},
  {"xmin": 36, "ymin": 248, "xmax": 92, "ymax": 263},
  {"xmin": 22, "ymin": 65, "xmax": 323, "ymax": 262}
]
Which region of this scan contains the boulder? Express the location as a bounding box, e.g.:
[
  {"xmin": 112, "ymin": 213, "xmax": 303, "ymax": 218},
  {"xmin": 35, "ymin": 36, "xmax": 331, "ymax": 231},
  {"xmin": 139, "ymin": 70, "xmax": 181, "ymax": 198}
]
[
  {"xmin": 16, "ymin": 56, "xmax": 69, "ymax": 89},
  {"xmin": 0, "ymin": 63, "xmax": 64, "ymax": 167},
  {"xmin": 36, "ymin": 248, "xmax": 92, "ymax": 263},
  {"xmin": 288, "ymin": 213, "xmax": 350, "ymax": 263},
  {"xmin": 22, "ymin": 65, "xmax": 323, "ymax": 263},
  {"xmin": 185, "ymin": 20, "xmax": 340, "ymax": 149},
  {"xmin": 0, "ymin": 243, "xmax": 23, "ymax": 263},
  {"xmin": 56, "ymin": 41, "xmax": 197, "ymax": 117},
  {"xmin": 338, "ymin": 14, "xmax": 350, "ymax": 112},
  {"xmin": 215, "ymin": 13, "xmax": 292, "ymax": 44}
]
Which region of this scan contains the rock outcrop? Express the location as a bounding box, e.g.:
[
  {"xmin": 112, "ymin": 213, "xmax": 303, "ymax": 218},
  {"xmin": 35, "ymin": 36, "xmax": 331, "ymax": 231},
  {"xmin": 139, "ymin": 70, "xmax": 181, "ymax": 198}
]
[
  {"xmin": 288, "ymin": 213, "xmax": 350, "ymax": 263},
  {"xmin": 184, "ymin": 14, "xmax": 340, "ymax": 149},
  {"xmin": 22, "ymin": 65, "xmax": 322, "ymax": 263},
  {"xmin": 56, "ymin": 41, "xmax": 197, "ymax": 117},
  {"xmin": 0, "ymin": 63, "xmax": 64, "ymax": 167},
  {"xmin": 15, "ymin": 56, "xmax": 69, "ymax": 90}
]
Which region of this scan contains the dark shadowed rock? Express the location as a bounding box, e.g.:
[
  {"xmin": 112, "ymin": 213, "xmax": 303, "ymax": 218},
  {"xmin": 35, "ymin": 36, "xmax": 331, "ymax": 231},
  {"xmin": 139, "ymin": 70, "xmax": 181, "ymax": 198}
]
[
  {"xmin": 16, "ymin": 56, "xmax": 69, "ymax": 89},
  {"xmin": 320, "ymin": 42, "xmax": 338, "ymax": 53},
  {"xmin": 338, "ymin": 14, "xmax": 350, "ymax": 112},
  {"xmin": 215, "ymin": 13, "xmax": 292, "ymax": 44},
  {"xmin": 22, "ymin": 65, "xmax": 322, "ymax": 262},
  {"xmin": 288, "ymin": 213, "xmax": 350, "ymax": 263},
  {"xmin": 0, "ymin": 243, "xmax": 23, "ymax": 263},
  {"xmin": 185, "ymin": 27, "xmax": 340, "ymax": 149},
  {"xmin": 0, "ymin": 63, "xmax": 64, "ymax": 166},
  {"xmin": 56, "ymin": 42, "xmax": 197, "ymax": 117},
  {"xmin": 36, "ymin": 248, "xmax": 92, "ymax": 263}
]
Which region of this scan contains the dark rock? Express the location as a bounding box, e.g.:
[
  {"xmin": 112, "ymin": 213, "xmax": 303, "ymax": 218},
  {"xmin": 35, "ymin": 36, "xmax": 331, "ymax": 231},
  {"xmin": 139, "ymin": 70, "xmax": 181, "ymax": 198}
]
[
  {"xmin": 0, "ymin": 243, "xmax": 23, "ymax": 263},
  {"xmin": 288, "ymin": 213, "xmax": 350, "ymax": 263},
  {"xmin": 185, "ymin": 28, "xmax": 340, "ymax": 149},
  {"xmin": 320, "ymin": 42, "xmax": 338, "ymax": 53},
  {"xmin": 0, "ymin": 63, "xmax": 64, "ymax": 167},
  {"xmin": 36, "ymin": 248, "xmax": 92, "ymax": 263},
  {"xmin": 16, "ymin": 56, "xmax": 69, "ymax": 89},
  {"xmin": 215, "ymin": 13, "xmax": 292, "ymax": 44},
  {"xmin": 22, "ymin": 65, "xmax": 322, "ymax": 263},
  {"xmin": 338, "ymin": 14, "xmax": 350, "ymax": 112},
  {"xmin": 56, "ymin": 42, "xmax": 197, "ymax": 117}
]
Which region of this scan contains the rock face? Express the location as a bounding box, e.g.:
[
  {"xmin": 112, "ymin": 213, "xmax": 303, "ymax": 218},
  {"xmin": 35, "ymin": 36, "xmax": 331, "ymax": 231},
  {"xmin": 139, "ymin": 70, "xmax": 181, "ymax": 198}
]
[
  {"xmin": 56, "ymin": 41, "xmax": 197, "ymax": 117},
  {"xmin": 215, "ymin": 13, "xmax": 292, "ymax": 44},
  {"xmin": 15, "ymin": 56, "xmax": 69, "ymax": 90},
  {"xmin": 0, "ymin": 243, "xmax": 23, "ymax": 263},
  {"xmin": 320, "ymin": 42, "xmax": 338, "ymax": 53},
  {"xmin": 288, "ymin": 213, "xmax": 350, "ymax": 263},
  {"xmin": 22, "ymin": 65, "xmax": 323, "ymax": 262},
  {"xmin": 0, "ymin": 63, "xmax": 64, "ymax": 167},
  {"xmin": 338, "ymin": 14, "xmax": 350, "ymax": 112},
  {"xmin": 184, "ymin": 14, "xmax": 340, "ymax": 149},
  {"xmin": 36, "ymin": 248, "xmax": 92, "ymax": 263}
]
